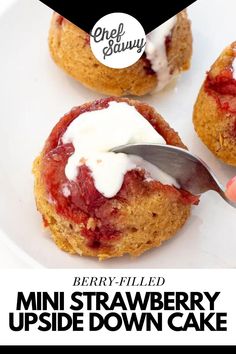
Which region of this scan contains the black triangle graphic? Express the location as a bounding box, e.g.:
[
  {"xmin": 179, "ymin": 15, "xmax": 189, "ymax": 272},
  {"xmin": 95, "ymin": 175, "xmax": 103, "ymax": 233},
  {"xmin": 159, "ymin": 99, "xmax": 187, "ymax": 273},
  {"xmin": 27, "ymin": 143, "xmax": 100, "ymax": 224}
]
[{"xmin": 39, "ymin": 0, "xmax": 197, "ymax": 34}]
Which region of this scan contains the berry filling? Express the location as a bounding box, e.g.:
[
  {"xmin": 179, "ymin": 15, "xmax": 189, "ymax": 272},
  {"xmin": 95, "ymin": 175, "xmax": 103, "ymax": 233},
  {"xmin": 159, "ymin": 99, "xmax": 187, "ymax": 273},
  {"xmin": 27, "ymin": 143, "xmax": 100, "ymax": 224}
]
[
  {"xmin": 85, "ymin": 34, "xmax": 90, "ymax": 46},
  {"xmin": 142, "ymin": 54, "xmax": 155, "ymax": 75},
  {"xmin": 165, "ymin": 35, "xmax": 172, "ymax": 51},
  {"xmin": 41, "ymin": 98, "xmax": 198, "ymax": 248},
  {"xmin": 205, "ymin": 65, "xmax": 236, "ymax": 114},
  {"xmin": 55, "ymin": 14, "xmax": 64, "ymax": 26}
]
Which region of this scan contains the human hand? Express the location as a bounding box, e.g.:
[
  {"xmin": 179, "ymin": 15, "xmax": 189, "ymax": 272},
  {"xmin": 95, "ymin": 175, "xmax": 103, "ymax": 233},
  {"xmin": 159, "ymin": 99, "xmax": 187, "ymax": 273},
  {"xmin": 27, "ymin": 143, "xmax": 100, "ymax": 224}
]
[{"xmin": 225, "ymin": 176, "xmax": 236, "ymax": 202}]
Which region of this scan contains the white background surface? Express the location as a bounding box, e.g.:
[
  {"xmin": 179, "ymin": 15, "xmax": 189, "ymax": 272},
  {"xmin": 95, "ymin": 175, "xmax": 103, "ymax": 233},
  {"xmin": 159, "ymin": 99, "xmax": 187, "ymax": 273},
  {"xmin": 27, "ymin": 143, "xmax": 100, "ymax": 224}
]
[
  {"xmin": 0, "ymin": 0, "xmax": 236, "ymax": 268},
  {"xmin": 0, "ymin": 0, "xmax": 29, "ymax": 267}
]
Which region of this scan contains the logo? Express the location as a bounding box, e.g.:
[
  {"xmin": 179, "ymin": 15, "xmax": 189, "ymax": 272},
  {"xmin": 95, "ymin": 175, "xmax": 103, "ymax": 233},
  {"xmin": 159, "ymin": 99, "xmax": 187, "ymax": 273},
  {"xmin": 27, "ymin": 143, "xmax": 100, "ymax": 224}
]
[{"xmin": 90, "ymin": 13, "xmax": 146, "ymax": 69}]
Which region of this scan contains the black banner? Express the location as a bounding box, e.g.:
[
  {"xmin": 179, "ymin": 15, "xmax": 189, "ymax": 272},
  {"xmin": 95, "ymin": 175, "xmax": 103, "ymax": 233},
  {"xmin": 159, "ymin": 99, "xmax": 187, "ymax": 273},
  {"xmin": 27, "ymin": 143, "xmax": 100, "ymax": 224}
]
[{"xmin": 39, "ymin": 0, "xmax": 197, "ymax": 34}]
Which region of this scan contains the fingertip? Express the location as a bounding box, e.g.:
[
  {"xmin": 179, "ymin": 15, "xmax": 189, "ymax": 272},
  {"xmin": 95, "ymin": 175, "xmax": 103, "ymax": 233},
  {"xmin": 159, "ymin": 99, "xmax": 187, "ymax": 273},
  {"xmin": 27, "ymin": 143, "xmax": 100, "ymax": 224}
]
[{"xmin": 226, "ymin": 176, "xmax": 236, "ymax": 202}]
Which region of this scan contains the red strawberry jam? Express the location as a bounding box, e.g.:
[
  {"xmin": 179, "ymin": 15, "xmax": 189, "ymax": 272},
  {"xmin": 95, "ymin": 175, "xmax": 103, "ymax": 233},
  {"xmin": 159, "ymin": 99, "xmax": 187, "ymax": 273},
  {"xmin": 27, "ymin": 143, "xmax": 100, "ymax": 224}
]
[
  {"xmin": 205, "ymin": 63, "xmax": 236, "ymax": 114},
  {"xmin": 85, "ymin": 34, "xmax": 90, "ymax": 46},
  {"xmin": 55, "ymin": 14, "xmax": 64, "ymax": 26},
  {"xmin": 165, "ymin": 34, "xmax": 172, "ymax": 51},
  {"xmin": 142, "ymin": 54, "xmax": 155, "ymax": 75},
  {"xmin": 41, "ymin": 98, "xmax": 198, "ymax": 248}
]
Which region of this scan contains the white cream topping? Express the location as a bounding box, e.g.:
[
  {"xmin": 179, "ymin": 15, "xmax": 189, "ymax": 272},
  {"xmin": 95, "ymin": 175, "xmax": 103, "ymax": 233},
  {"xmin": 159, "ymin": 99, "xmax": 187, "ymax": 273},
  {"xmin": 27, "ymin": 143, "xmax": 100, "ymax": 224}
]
[
  {"xmin": 232, "ymin": 58, "xmax": 236, "ymax": 80},
  {"xmin": 62, "ymin": 184, "xmax": 71, "ymax": 197},
  {"xmin": 62, "ymin": 101, "xmax": 178, "ymax": 198},
  {"xmin": 145, "ymin": 16, "xmax": 177, "ymax": 92}
]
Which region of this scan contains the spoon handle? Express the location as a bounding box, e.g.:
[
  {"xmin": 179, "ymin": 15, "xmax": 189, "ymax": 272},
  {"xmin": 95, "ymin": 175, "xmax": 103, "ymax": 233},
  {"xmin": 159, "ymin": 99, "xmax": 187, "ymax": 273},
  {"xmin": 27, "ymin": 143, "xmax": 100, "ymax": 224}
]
[{"xmin": 112, "ymin": 143, "xmax": 236, "ymax": 208}]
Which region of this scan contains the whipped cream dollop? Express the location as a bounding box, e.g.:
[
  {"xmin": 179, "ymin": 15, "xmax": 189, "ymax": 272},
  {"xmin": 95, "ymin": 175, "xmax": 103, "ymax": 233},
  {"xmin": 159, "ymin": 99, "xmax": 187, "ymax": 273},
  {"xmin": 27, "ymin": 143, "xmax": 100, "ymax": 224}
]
[
  {"xmin": 62, "ymin": 101, "xmax": 178, "ymax": 198},
  {"xmin": 145, "ymin": 16, "xmax": 177, "ymax": 92}
]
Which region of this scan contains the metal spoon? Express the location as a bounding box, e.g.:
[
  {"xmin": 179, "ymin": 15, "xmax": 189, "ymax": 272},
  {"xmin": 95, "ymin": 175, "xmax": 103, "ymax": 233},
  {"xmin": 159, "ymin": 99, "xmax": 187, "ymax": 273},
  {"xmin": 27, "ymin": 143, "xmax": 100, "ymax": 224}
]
[{"xmin": 112, "ymin": 143, "xmax": 236, "ymax": 208}]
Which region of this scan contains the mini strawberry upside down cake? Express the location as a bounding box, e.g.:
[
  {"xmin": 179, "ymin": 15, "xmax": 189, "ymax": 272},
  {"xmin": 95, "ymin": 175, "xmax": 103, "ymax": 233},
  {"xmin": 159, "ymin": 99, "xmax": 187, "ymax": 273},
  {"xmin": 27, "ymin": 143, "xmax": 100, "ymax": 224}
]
[
  {"xmin": 193, "ymin": 42, "xmax": 236, "ymax": 166},
  {"xmin": 33, "ymin": 97, "xmax": 199, "ymax": 260}
]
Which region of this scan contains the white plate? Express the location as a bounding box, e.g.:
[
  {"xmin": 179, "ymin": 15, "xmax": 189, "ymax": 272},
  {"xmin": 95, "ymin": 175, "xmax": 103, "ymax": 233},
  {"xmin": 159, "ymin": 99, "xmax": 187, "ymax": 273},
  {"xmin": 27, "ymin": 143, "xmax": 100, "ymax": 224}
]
[{"xmin": 0, "ymin": 0, "xmax": 236, "ymax": 268}]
